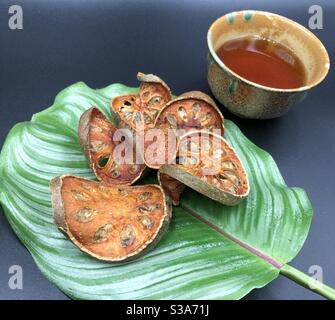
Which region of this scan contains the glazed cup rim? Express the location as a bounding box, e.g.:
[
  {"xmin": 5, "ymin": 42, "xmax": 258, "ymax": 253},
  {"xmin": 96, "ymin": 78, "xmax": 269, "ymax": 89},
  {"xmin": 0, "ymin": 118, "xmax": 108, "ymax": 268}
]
[{"xmin": 207, "ymin": 10, "xmax": 330, "ymax": 93}]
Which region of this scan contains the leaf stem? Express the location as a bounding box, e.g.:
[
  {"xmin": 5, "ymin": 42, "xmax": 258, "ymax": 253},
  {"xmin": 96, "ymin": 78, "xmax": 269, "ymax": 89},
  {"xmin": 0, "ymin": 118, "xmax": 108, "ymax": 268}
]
[{"xmin": 281, "ymin": 264, "xmax": 335, "ymax": 300}]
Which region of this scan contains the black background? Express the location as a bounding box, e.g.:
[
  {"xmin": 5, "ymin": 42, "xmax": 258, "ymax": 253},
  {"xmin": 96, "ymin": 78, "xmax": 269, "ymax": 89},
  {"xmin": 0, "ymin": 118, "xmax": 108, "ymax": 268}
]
[{"xmin": 0, "ymin": 0, "xmax": 334, "ymax": 300}]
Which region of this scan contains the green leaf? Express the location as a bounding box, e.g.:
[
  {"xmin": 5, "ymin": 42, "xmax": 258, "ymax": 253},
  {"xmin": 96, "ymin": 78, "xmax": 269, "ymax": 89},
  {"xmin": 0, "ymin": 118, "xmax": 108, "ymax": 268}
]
[{"xmin": 0, "ymin": 82, "xmax": 313, "ymax": 300}]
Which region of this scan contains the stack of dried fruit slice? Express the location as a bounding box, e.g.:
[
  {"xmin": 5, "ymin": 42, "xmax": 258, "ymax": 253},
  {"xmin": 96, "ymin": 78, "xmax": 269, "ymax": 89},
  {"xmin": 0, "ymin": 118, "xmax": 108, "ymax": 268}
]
[
  {"xmin": 50, "ymin": 72, "xmax": 250, "ymax": 262},
  {"xmin": 50, "ymin": 73, "xmax": 174, "ymax": 262}
]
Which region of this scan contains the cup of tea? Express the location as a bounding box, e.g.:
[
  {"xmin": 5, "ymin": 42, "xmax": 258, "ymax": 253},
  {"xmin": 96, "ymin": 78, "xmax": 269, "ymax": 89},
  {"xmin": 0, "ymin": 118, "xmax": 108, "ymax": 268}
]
[{"xmin": 207, "ymin": 10, "xmax": 330, "ymax": 119}]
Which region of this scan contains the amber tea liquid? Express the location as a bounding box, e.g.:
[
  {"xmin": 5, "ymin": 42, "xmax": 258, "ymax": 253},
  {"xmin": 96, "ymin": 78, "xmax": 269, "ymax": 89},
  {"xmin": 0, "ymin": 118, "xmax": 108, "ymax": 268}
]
[{"xmin": 216, "ymin": 36, "xmax": 306, "ymax": 89}]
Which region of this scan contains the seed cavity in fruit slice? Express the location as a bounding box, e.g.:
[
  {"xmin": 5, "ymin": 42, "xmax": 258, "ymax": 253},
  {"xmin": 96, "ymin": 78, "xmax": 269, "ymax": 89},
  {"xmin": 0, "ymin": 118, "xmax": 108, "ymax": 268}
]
[
  {"xmin": 159, "ymin": 131, "xmax": 249, "ymax": 206},
  {"xmin": 71, "ymin": 190, "xmax": 90, "ymax": 201},
  {"xmin": 138, "ymin": 203, "xmax": 161, "ymax": 213},
  {"xmin": 50, "ymin": 175, "xmax": 171, "ymax": 262},
  {"xmin": 138, "ymin": 192, "xmax": 152, "ymax": 201},
  {"xmin": 178, "ymin": 106, "xmax": 187, "ymax": 121},
  {"xmin": 200, "ymin": 112, "xmax": 212, "ymax": 126},
  {"xmin": 94, "ymin": 224, "xmax": 113, "ymax": 243},
  {"xmin": 139, "ymin": 215, "xmax": 154, "ymax": 230},
  {"xmin": 149, "ymin": 96, "xmax": 162, "ymax": 107},
  {"xmin": 166, "ymin": 113, "xmax": 178, "ymax": 129},
  {"xmin": 192, "ymin": 103, "xmax": 200, "ymax": 119},
  {"xmin": 118, "ymin": 188, "xmax": 128, "ymax": 197},
  {"xmin": 128, "ymin": 164, "xmax": 140, "ymax": 174},
  {"xmin": 98, "ymin": 155, "xmax": 110, "ymax": 168},
  {"xmin": 79, "ymin": 107, "xmax": 146, "ymax": 185},
  {"xmin": 120, "ymin": 224, "xmax": 136, "ymax": 247},
  {"xmin": 110, "ymin": 73, "xmax": 172, "ymax": 131},
  {"xmin": 110, "ymin": 162, "xmax": 121, "ymax": 178},
  {"xmin": 75, "ymin": 207, "xmax": 97, "ymax": 223}
]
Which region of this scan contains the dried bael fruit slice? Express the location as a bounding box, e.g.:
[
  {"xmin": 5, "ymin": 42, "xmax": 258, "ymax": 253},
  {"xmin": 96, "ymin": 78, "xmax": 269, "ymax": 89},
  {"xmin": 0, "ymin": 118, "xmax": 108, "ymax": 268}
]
[
  {"xmin": 155, "ymin": 91, "xmax": 224, "ymax": 134},
  {"xmin": 143, "ymin": 91, "xmax": 225, "ymax": 170},
  {"xmin": 79, "ymin": 107, "xmax": 146, "ymax": 185},
  {"xmin": 159, "ymin": 131, "xmax": 249, "ymax": 206},
  {"xmin": 50, "ymin": 175, "xmax": 171, "ymax": 262},
  {"xmin": 110, "ymin": 72, "xmax": 172, "ymax": 131},
  {"xmin": 157, "ymin": 171, "xmax": 186, "ymax": 206}
]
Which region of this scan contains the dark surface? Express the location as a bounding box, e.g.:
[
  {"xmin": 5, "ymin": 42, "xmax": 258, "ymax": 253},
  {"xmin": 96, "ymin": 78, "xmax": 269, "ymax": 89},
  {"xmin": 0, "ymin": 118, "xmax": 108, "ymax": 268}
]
[{"xmin": 0, "ymin": 0, "xmax": 334, "ymax": 300}]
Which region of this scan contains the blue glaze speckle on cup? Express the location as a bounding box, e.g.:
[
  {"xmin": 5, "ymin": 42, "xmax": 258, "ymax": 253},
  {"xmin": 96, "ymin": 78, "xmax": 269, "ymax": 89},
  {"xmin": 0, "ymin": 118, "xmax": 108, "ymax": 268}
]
[
  {"xmin": 227, "ymin": 13, "xmax": 235, "ymax": 25},
  {"xmin": 228, "ymin": 79, "xmax": 238, "ymax": 95},
  {"xmin": 243, "ymin": 11, "xmax": 254, "ymax": 22}
]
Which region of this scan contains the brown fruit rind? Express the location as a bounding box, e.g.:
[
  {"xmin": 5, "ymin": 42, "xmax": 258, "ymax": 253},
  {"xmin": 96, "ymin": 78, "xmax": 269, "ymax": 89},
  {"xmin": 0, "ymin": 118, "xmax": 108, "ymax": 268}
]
[
  {"xmin": 157, "ymin": 171, "xmax": 186, "ymax": 206},
  {"xmin": 159, "ymin": 131, "xmax": 249, "ymax": 206},
  {"xmin": 50, "ymin": 175, "xmax": 171, "ymax": 262},
  {"xmin": 110, "ymin": 73, "xmax": 172, "ymax": 131},
  {"xmin": 78, "ymin": 107, "xmax": 146, "ymax": 185},
  {"xmin": 136, "ymin": 72, "xmax": 171, "ymax": 95}
]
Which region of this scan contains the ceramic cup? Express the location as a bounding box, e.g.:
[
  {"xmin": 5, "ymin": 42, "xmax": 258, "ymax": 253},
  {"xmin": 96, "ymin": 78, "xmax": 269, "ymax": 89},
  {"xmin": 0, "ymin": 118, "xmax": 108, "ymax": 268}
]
[{"xmin": 207, "ymin": 10, "xmax": 330, "ymax": 119}]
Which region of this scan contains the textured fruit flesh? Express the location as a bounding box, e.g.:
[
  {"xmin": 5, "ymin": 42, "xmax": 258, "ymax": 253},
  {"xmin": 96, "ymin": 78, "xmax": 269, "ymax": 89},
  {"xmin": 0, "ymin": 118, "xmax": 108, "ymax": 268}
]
[
  {"xmin": 111, "ymin": 80, "xmax": 171, "ymax": 131},
  {"xmin": 143, "ymin": 96, "xmax": 225, "ymax": 170},
  {"xmin": 83, "ymin": 108, "xmax": 145, "ymax": 185},
  {"xmin": 175, "ymin": 132, "xmax": 249, "ymax": 196},
  {"xmin": 155, "ymin": 98, "xmax": 224, "ymax": 134},
  {"xmin": 56, "ymin": 176, "xmax": 169, "ymax": 261}
]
